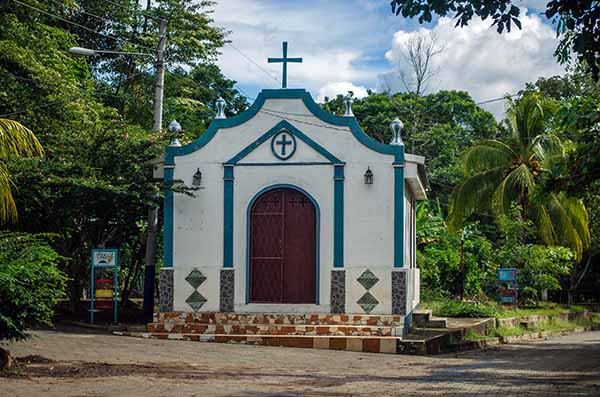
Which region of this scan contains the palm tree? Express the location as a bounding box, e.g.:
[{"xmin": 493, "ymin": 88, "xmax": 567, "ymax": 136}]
[
  {"xmin": 448, "ymin": 92, "xmax": 590, "ymax": 260},
  {"xmin": 0, "ymin": 118, "xmax": 44, "ymax": 224}
]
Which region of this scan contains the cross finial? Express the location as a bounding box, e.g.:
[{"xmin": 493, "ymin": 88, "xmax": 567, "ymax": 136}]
[{"xmin": 268, "ymin": 42, "xmax": 302, "ymax": 89}]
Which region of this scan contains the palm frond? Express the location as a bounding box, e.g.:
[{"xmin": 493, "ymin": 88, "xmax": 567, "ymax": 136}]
[
  {"xmin": 529, "ymin": 133, "xmax": 563, "ymax": 164},
  {"xmin": 545, "ymin": 192, "xmax": 584, "ymax": 261},
  {"xmin": 448, "ymin": 166, "xmax": 505, "ymax": 231},
  {"xmin": 0, "ymin": 118, "xmax": 44, "ymax": 159},
  {"xmin": 492, "ymin": 163, "xmax": 535, "ymax": 216},
  {"xmin": 462, "ymin": 141, "xmax": 514, "ymax": 174},
  {"xmin": 0, "ymin": 163, "xmax": 17, "ymax": 224},
  {"xmin": 558, "ymin": 193, "xmax": 591, "ymax": 250},
  {"xmin": 533, "ymin": 204, "xmax": 558, "ymax": 246}
]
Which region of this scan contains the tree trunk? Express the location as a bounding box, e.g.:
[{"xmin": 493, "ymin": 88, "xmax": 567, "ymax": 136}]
[{"xmin": 0, "ymin": 347, "xmax": 12, "ymax": 370}]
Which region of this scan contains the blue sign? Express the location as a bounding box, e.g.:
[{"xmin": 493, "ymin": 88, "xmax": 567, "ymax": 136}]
[
  {"xmin": 90, "ymin": 248, "xmax": 119, "ymax": 324},
  {"xmin": 498, "ymin": 268, "xmax": 517, "ymax": 281}
]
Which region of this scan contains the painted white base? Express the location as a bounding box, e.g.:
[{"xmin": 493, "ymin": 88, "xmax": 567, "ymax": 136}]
[{"xmin": 234, "ymin": 303, "xmax": 330, "ymax": 314}]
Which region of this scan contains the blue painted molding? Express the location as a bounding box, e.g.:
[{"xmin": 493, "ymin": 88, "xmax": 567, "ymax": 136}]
[
  {"xmin": 225, "ymin": 120, "xmax": 342, "ymax": 165},
  {"xmin": 245, "ymin": 184, "xmax": 320, "ymax": 304},
  {"xmin": 333, "ymin": 165, "xmax": 345, "ymax": 268},
  {"xmin": 223, "ymin": 165, "xmax": 234, "ymax": 268},
  {"xmin": 236, "ymin": 162, "xmax": 332, "ymax": 167},
  {"xmin": 164, "ymin": 89, "xmax": 404, "ymax": 166},
  {"xmin": 394, "ymin": 164, "xmax": 405, "ymax": 268},
  {"xmin": 163, "ymin": 167, "xmax": 174, "ymax": 267}
]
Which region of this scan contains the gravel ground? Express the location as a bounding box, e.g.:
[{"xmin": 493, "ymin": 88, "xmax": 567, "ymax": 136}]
[{"xmin": 1, "ymin": 326, "xmax": 599, "ymax": 396}]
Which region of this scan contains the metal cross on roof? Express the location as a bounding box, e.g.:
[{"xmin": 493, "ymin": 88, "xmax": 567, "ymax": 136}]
[{"xmin": 268, "ymin": 42, "xmax": 302, "ymax": 89}]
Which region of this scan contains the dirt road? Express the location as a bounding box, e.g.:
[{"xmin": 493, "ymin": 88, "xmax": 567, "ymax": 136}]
[{"xmin": 1, "ymin": 327, "xmax": 599, "ymax": 396}]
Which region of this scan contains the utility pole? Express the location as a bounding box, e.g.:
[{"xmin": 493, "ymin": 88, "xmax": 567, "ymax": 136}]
[{"xmin": 143, "ymin": 18, "xmax": 168, "ymax": 323}]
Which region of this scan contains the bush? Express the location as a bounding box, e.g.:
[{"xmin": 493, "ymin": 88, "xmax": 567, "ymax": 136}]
[
  {"xmin": 0, "ymin": 232, "xmax": 68, "ymax": 342},
  {"xmin": 430, "ymin": 299, "xmax": 498, "ymax": 318}
]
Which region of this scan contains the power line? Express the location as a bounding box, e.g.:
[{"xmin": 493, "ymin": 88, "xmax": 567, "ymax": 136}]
[
  {"xmin": 46, "ymin": 0, "xmax": 133, "ymax": 29},
  {"xmin": 227, "ymin": 43, "xmax": 279, "ymax": 84},
  {"xmin": 13, "ymin": 0, "xmax": 155, "ymax": 52}
]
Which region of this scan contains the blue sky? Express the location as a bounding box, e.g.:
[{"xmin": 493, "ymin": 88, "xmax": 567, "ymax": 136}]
[{"xmin": 211, "ymin": 0, "xmax": 563, "ymax": 118}]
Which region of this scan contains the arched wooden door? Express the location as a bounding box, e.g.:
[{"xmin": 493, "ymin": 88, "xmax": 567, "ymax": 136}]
[{"xmin": 249, "ymin": 188, "xmax": 317, "ymax": 303}]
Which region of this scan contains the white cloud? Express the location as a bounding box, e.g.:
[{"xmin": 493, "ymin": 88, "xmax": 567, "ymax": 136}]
[
  {"xmin": 379, "ymin": 8, "xmax": 564, "ymax": 118},
  {"xmin": 211, "ymin": 0, "xmax": 389, "ymax": 95},
  {"xmin": 317, "ymin": 82, "xmax": 369, "ymax": 102}
]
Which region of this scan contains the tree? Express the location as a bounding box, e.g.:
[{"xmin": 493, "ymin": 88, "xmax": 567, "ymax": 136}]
[
  {"xmin": 0, "ymin": 119, "xmax": 43, "ymax": 224},
  {"xmin": 389, "ymin": 0, "xmax": 600, "ymax": 81},
  {"xmin": 448, "ymin": 92, "xmax": 591, "ymax": 260},
  {"xmin": 0, "ymin": 231, "xmax": 67, "ymax": 369},
  {"xmin": 382, "ymin": 32, "xmax": 444, "ymax": 97}
]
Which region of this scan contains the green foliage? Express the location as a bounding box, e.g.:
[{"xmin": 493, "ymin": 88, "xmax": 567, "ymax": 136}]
[
  {"xmin": 416, "ymin": 201, "xmax": 496, "ymax": 296},
  {"xmin": 0, "ymin": 231, "xmax": 68, "ymax": 341},
  {"xmin": 389, "ymin": 1, "xmax": 600, "ymax": 81},
  {"xmin": 449, "ymin": 92, "xmax": 590, "ymax": 261},
  {"xmin": 425, "ymin": 299, "xmax": 499, "ymax": 318},
  {"xmin": 494, "ymin": 206, "xmax": 574, "ymax": 301}
]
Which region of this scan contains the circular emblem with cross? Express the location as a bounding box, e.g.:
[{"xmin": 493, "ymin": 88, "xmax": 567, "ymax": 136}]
[{"xmin": 271, "ymin": 129, "xmax": 297, "ymax": 161}]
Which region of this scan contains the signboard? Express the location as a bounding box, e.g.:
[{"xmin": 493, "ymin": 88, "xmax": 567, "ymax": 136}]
[
  {"xmin": 90, "ymin": 249, "xmax": 119, "ymax": 324},
  {"xmin": 497, "ymin": 268, "xmax": 518, "ymax": 306}
]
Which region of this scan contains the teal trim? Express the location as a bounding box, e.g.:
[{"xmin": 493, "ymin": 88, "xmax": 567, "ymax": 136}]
[
  {"xmin": 246, "ymin": 184, "xmax": 320, "ymax": 304},
  {"xmin": 236, "ymin": 162, "xmax": 332, "ymax": 167},
  {"xmin": 163, "ymin": 167, "xmax": 174, "ymax": 268},
  {"xmin": 394, "ymin": 165, "xmax": 404, "ymax": 267},
  {"xmin": 225, "ymin": 120, "xmax": 342, "ymax": 165},
  {"xmin": 223, "ymin": 166, "xmax": 234, "ymax": 268},
  {"xmin": 164, "ymin": 89, "xmax": 404, "ymax": 166},
  {"xmin": 333, "ymin": 165, "xmax": 344, "ymax": 268}
]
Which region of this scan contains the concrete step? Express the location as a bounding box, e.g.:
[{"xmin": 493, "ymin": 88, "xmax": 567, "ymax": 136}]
[
  {"xmin": 147, "ymin": 322, "xmax": 403, "ymax": 336},
  {"xmin": 412, "ymin": 309, "xmax": 432, "ymax": 325},
  {"xmin": 154, "ymin": 312, "xmax": 404, "ymax": 326},
  {"xmin": 115, "ymin": 331, "xmax": 403, "ymax": 354}
]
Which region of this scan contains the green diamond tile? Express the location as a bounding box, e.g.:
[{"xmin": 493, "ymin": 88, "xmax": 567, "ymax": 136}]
[
  {"xmin": 185, "ymin": 290, "xmax": 207, "ymax": 312},
  {"xmin": 185, "ymin": 269, "xmax": 206, "ymax": 289},
  {"xmin": 357, "ymin": 291, "xmax": 379, "ymax": 314},
  {"xmin": 357, "ymin": 269, "xmax": 379, "ymax": 290}
]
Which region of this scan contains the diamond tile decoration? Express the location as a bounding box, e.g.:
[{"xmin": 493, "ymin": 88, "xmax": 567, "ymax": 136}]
[
  {"xmin": 357, "ymin": 269, "xmax": 379, "ymax": 291},
  {"xmin": 185, "ymin": 269, "xmax": 207, "ymax": 289},
  {"xmin": 186, "ymin": 290, "xmax": 207, "ymax": 312},
  {"xmin": 357, "ymin": 292, "xmax": 379, "ymax": 314}
]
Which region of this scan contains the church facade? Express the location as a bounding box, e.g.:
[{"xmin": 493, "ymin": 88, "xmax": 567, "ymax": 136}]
[{"xmin": 159, "ymin": 88, "xmax": 427, "ymax": 332}]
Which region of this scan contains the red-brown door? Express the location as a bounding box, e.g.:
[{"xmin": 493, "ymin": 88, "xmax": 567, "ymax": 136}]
[{"xmin": 249, "ymin": 188, "xmax": 316, "ymax": 303}]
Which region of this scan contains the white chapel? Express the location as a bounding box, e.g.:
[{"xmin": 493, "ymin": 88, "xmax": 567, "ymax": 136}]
[{"xmin": 158, "ymin": 43, "xmax": 428, "ymax": 334}]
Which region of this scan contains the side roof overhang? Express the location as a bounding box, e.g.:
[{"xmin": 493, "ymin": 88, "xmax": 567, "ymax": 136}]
[{"xmin": 405, "ymin": 153, "xmax": 429, "ymax": 200}]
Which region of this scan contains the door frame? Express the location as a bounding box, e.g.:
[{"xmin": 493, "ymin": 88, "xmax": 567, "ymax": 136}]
[{"xmin": 246, "ymin": 184, "xmax": 320, "ymax": 304}]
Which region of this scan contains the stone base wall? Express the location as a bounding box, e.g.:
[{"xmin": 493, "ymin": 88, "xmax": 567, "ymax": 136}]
[
  {"xmin": 330, "ymin": 270, "xmax": 345, "ymax": 313},
  {"xmin": 159, "ymin": 268, "xmax": 174, "ymax": 312},
  {"xmin": 219, "ymin": 269, "xmax": 235, "ymax": 312}
]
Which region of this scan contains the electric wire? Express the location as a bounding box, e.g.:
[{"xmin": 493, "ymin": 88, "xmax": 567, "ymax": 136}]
[{"xmin": 12, "ymin": 0, "xmax": 155, "ymax": 52}]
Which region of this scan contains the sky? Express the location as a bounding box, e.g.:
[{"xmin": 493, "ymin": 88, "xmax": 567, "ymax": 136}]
[{"xmin": 210, "ymin": 0, "xmax": 564, "ymax": 118}]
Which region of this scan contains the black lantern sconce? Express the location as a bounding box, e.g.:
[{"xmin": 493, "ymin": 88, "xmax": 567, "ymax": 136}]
[
  {"xmin": 364, "ymin": 167, "xmax": 373, "ymax": 185},
  {"xmin": 192, "ymin": 168, "xmax": 202, "ymax": 187}
]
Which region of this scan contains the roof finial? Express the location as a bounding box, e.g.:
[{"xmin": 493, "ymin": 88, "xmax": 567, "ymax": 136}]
[
  {"xmin": 215, "ymin": 97, "xmax": 226, "ymax": 119},
  {"xmin": 343, "ymin": 93, "xmax": 354, "ymax": 117},
  {"xmin": 389, "ymin": 118, "xmax": 404, "ymax": 146}
]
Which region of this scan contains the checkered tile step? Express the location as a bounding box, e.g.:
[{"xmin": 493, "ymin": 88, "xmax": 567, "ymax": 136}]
[
  {"xmin": 115, "ymin": 331, "xmax": 402, "ymax": 354},
  {"xmin": 147, "ymin": 323, "xmax": 403, "ymax": 336},
  {"xmin": 154, "ymin": 312, "xmax": 404, "ymax": 327}
]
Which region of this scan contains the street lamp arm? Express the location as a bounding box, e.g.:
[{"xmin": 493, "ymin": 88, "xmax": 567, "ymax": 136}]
[{"xmin": 69, "ymin": 47, "xmax": 153, "ymax": 58}]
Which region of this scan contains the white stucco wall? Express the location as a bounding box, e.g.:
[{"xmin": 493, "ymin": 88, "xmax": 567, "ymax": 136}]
[{"xmin": 169, "ymin": 93, "xmax": 424, "ymax": 315}]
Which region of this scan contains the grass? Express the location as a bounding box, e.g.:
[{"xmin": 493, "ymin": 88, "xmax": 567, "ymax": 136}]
[
  {"xmin": 421, "ymin": 297, "xmax": 587, "ymax": 320},
  {"xmin": 463, "ymin": 330, "xmax": 497, "ymax": 341},
  {"xmin": 490, "ymin": 326, "xmax": 526, "ymax": 337}
]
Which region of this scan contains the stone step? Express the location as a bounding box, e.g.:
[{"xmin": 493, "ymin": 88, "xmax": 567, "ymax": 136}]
[
  {"xmin": 115, "ymin": 331, "xmax": 403, "ymax": 354},
  {"xmin": 147, "ymin": 322, "xmax": 403, "ymax": 336},
  {"xmin": 154, "ymin": 312, "xmax": 404, "ymax": 326},
  {"xmin": 412, "ymin": 309, "xmax": 432, "ymax": 325}
]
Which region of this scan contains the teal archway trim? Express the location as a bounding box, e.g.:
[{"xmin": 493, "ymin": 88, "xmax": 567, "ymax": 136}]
[
  {"xmin": 225, "ymin": 120, "xmax": 342, "ymax": 165},
  {"xmin": 164, "ymin": 89, "xmax": 404, "ymax": 166},
  {"xmin": 245, "ymin": 184, "xmax": 321, "ymax": 304}
]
